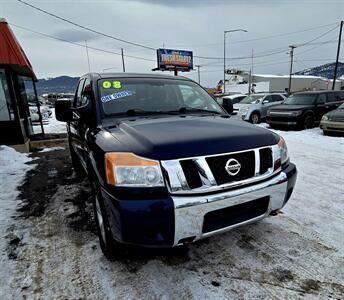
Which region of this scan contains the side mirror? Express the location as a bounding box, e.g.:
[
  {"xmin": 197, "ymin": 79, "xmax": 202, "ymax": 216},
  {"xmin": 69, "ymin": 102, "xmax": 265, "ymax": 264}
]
[
  {"xmin": 262, "ymin": 100, "xmax": 269, "ymax": 104},
  {"xmin": 55, "ymin": 100, "xmax": 73, "ymax": 122},
  {"xmin": 222, "ymin": 98, "xmax": 233, "ymax": 114}
]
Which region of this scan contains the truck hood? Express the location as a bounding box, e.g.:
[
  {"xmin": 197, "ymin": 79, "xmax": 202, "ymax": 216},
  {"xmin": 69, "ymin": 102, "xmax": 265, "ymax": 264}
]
[{"xmin": 103, "ymin": 115, "xmax": 279, "ymax": 160}]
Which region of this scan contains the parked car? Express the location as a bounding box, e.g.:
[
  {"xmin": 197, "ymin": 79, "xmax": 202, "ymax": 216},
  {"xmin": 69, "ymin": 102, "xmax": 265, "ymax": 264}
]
[
  {"xmin": 267, "ymin": 90, "xmax": 344, "ymax": 129},
  {"xmin": 55, "ymin": 73, "xmax": 297, "ymax": 260},
  {"xmin": 320, "ymin": 102, "xmax": 344, "ymax": 135},
  {"xmin": 215, "ymin": 94, "xmax": 246, "ymax": 114},
  {"xmin": 28, "ymin": 98, "xmax": 52, "ymax": 120},
  {"xmin": 234, "ymin": 93, "xmax": 287, "ymax": 124},
  {"xmin": 223, "ymin": 94, "xmax": 247, "ymax": 105}
]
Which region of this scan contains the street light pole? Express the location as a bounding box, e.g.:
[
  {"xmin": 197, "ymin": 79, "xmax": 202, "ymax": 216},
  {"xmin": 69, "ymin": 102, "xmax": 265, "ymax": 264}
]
[
  {"xmin": 223, "ymin": 29, "xmax": 247, "ymax": 94},
  {"xmin": 195, "ymin": 65, "xmax": 201, "ymax": 84}
]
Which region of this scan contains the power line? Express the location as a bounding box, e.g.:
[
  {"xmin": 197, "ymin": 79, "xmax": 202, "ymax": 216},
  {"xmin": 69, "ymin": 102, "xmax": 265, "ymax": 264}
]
[
  {"xmin": 9, "ymin": 23, "xmax": 156, "ymax": 62},
  {"xmin": 15, "ymin": 0, "xmax": 338, "ymax": 62},
  {"xmin": 295, "ymin": 24, "xmax": 339, "ymax": 47},
  {"xmin": 16, "ymin": 0, "xmax": 156, "ymax": 50},
  {"xmin": 172, "ymin": 22, "xmax": 340, "ymax": 48}
]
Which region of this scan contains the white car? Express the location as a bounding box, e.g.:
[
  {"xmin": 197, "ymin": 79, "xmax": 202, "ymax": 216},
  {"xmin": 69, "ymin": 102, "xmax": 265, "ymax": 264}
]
[{"xmin": 234, "ymin": 93, "xmax": 287, "ymax": 124}]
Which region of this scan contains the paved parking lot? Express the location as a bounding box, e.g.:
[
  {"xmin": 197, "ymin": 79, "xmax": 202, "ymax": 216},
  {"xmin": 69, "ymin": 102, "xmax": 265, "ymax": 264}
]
[{"xmin": 0, "ymin": 127, "xmax": 344, "ymax": 299}]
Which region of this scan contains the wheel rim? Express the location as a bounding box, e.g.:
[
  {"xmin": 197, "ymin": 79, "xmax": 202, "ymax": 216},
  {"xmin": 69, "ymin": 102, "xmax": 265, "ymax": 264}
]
[
  {"xmin": 304, "ymin": 116, "xmax": 313, "ymax": 129},
  {"xmin": 251, "ymin": 114, "xmax": 259, "ymax": 124},
  {"xmin": 95, "ymin": 196, "xmax": 106, "ymax": 243}
]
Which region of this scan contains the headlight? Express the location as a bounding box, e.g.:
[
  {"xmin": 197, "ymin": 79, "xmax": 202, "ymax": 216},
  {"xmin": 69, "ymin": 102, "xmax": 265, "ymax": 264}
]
[
  {"xmin": 278, "ymin": 136, "xmax": 289, "ymax": 165},
  {"xmin": 290, "ymin": 110, "xmax": 302, "ymax": 116},
  {"xmin": 105, "ymin": 153, "xmax": 164, "ymax": 187},
  {"xmin": 322, "ymin": 115, "xmax": 329, "ymax": 121}
]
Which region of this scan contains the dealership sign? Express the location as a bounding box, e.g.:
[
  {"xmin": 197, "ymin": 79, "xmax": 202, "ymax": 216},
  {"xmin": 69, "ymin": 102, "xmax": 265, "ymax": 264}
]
[{"xmin": 157, "ymin": 48, "xmax": 193, "ymax": 71}]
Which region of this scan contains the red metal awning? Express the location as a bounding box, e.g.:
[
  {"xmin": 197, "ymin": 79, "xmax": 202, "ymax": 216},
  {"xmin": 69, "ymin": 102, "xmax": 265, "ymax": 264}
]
[{"xmin": 0, "ymin": 18, "xmax": 36, "ymax": 79}]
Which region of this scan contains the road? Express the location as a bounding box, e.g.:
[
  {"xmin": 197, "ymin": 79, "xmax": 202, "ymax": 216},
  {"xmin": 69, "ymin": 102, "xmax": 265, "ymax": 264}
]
[{"xmin": 1, "ymin": 127, "xmax": 344, "ymax": 299}]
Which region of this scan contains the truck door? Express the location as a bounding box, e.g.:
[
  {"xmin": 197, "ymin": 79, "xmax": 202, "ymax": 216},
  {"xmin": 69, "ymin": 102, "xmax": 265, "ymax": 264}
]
[
  {"xmin": 314, "ymin": 93, "xmax": 327, "ymax": 121},
  {"xmin": 69, "ymin": 78, "xmax": 86, "ymax": 166}
]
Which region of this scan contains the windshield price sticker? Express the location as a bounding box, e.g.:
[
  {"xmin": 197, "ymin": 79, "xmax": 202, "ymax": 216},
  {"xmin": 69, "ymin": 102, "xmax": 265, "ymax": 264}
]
[
  {"xmin": 101, "ymin": 90, "xmax": 133, "ymax": 103},
  {"xmin": 102, "ymin": 81, "xmax": 122, "ymax": 89}
]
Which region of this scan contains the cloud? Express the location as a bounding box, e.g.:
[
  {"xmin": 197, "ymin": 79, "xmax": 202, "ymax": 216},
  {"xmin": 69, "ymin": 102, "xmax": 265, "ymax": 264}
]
[{"xmin": 53, "ymin": 29, "xmax": 98, "ymax": 43}]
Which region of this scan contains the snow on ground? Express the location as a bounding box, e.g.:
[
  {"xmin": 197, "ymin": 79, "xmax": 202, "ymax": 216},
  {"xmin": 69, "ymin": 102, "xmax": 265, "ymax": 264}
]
[
  {"xmin": 0, "ymin": 146, "xmax": 36, "ymax": 298},
  {"xmin": 0, "ymin": 127, "xmax": 344, "ymax": 299},
  {"xmin": 43, "ymin": 108, "xmax": 67, "ymax": 134}
]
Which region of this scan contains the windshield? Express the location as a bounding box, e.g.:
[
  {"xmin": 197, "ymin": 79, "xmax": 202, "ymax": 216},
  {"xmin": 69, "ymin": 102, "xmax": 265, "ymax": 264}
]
[
  {"xmin": 284, "ymin": 94, "xmax": 317, "ymax": 105},
  {"xmin": 339, "ymin": 102, "xmax": 344, "ymax": 109},
  {"xmin": 98, "ymin": 78, "xmax": 224, "ymax": 115},
  {"xmin": 239, "ymin": 95, "xmax": 263, "ymax": 104}
]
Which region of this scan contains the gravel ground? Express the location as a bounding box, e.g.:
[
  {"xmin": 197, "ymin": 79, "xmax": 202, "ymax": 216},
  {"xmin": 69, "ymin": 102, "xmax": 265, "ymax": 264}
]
[{"xmin": 0, "ymin": 127, "xmax": 343, "ymax": 299}]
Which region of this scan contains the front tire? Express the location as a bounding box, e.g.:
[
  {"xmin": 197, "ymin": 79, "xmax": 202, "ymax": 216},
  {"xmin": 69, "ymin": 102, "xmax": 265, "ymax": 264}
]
[
  {"xmin": 92, "ymin": 182, "xmax": 120, "ymax": 260},
  {"xmin": 303, "ymin": 115, "xmax": 314, "ymax": 129},
  {"xmin": 250, "ymin": 112, "xmax": 260, "ymax": 124}
]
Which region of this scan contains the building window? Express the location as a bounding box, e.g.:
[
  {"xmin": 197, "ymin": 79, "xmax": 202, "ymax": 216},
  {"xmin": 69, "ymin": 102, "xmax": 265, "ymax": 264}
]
[{"xmin": 0, "ymin": 69, "xmax": 14, "ymax": 121}]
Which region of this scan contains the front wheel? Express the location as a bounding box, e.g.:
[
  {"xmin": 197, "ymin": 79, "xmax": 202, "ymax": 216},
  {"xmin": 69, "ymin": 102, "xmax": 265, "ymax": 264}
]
[
  {"xmin": 92, "ymin": 182, "xmax": 120, "ymax": 260},
  {"xmin": 303, "ymin": 115, "xmax": 314, "ymax": 129},
  {"xmin": 250, "ymin": 112, "xmax": 260, "ymax": 124}
]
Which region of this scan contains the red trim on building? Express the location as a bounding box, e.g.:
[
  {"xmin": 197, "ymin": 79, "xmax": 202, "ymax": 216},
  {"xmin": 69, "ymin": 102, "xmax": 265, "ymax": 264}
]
[{"xmin": 0, "ymin": 18, "xmax": 36, "ymax": 79}]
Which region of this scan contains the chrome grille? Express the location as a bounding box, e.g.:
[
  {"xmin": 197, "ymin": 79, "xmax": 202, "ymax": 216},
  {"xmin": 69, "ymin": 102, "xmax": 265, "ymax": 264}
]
[{"xmin": 161, "ymin": 145, "xmax": 281, "ymax": 194}]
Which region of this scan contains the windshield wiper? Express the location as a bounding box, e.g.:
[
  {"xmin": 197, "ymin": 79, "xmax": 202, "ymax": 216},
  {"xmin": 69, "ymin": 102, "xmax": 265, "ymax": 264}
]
[
  {"xmin": 174, "ymin": 107, "xmax": 222, "ymax": 115},
  {"xmin": 125, "ymin": 109, "xmax": 179, "ymax": 116}
]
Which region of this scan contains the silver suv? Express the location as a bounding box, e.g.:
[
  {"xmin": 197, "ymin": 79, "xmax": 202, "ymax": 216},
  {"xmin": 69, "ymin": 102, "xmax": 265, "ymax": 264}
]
[{"xmin": 234, "ymin": 93, "xmax": 287, "ymax": 124}]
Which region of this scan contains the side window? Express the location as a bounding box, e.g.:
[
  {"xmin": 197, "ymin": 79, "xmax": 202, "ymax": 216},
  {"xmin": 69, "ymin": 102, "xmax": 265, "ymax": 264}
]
[
  {"xmin": 79, "ymin": 78, "xmax": 91, "ymax": 107},
  {"xmin": 74, "ymin": 79, "xmax": 85, "ymax": 107},
  {"xmin": 264, "ymin": 95, "xmax": 274, "ymax": 103},
  {"xmin": 339, "ymin": 92, "xmax": 344, "ymax": 101},
  {"xmin": 272, "ymin": 95, "xmax": 282, "ymax": 102},
  {"xmin": 317, "ymin": 94, "xmax": 326, "ymax": 104},
  {"xmin": 326, "ymin": 93, "xmax": 336, "ymax": 103}
]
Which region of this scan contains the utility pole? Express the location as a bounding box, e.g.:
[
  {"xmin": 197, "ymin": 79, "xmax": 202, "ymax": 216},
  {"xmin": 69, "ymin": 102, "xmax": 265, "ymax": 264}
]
[
  {"xmin": 85, "ymin": 40, "xmax": 91, "ymax": 72},
  {"xmin": 288, "ymin": 45, "xmax": 296, "ymax": 94},
  {"xmin": 249, "ymin": 48, "xmax": 254, "ymax": 94},
  {"xmin": 121, "ymin": 48, "xmax": 126, "ymax": 72},
  {"xmin": 332, "ymin": 20, "xmax": 343, "ymax": 90},
  {"xmin": 223, "ymin": 29, "xmax": 248, "ymax": 94},
  {"xmin": 195, "ymin": 65, "xmax": 201, "ymax": 84}
]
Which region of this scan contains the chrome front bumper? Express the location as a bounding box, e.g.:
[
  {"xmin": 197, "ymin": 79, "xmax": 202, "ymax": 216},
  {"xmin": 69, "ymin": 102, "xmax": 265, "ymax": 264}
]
[
  {"xmin": 320, "ymin": 120, "xmax": 344, "ymax": 131},
  {"xmin": 172, "ymin": 171, "xmax": 288, "ymax": 245}
]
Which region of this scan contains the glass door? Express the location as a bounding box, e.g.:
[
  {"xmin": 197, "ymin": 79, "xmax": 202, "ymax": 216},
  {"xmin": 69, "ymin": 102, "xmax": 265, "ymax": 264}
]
[{"xmin": 17, "ymin": 76, "xmax": 44, "ymax": 135}]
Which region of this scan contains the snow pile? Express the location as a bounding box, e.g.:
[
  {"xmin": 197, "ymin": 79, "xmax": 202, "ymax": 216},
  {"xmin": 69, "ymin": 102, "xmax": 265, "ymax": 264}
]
[
  {"xmin": 43, "ymin": 108, "xmax": 67, "ymax": 134},
  {"xmin": 0, "ymin": 146, "xmax": 35, "ymax": 250},
  {"xmin": 39, "ymin": 146, "xmax": 65, "ymax": 153},
  {"xmin": 259, "ymin": 124, "xmax": 344, "ymax": 152}
]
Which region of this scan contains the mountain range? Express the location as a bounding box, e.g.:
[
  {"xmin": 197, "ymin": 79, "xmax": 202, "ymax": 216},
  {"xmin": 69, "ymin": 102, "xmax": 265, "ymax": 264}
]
[
  {"xmin": 295, "ymin": 61, "xmax": 344, "ymax": 79},
  {"xmin": 36, "ymin": 76, "xmax": 79, "ymax": 95},
  {"xmin": 35, "ymin": 63, "xmax": 344, "ymax": 95}
]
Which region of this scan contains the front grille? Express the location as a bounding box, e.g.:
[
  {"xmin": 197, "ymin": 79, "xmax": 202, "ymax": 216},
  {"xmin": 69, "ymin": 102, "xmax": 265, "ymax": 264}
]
[
  {"xmin": 180, "ymin": 160, "xmax": 202, "ymax": 189},
  {"xmin": 206, "ymin": 151, "xmax": 255, "ymax": 185},
  {"xmin": 202, "ymin": 196, "xmax": 270, "ymax": 233},
  {"xmin": 331, "ymin": 117, "xmax": 344, "ymax": 122},
  {"xmin": 259, "ymin": 148, "xmax": 273, "ymax": 174}
]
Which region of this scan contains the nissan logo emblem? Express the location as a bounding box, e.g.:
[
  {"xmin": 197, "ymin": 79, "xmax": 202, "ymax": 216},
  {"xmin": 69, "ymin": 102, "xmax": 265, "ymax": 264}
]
[{"xmin": 225, "ymin": 158, "xmax": 241, "ymax": 176}]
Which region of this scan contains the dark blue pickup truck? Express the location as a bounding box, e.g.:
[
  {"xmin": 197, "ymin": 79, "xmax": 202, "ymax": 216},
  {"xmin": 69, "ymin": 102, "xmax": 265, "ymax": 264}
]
[{"xmin": 55, "ymin": 73, "xmax": 297, "ymax": 260}]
